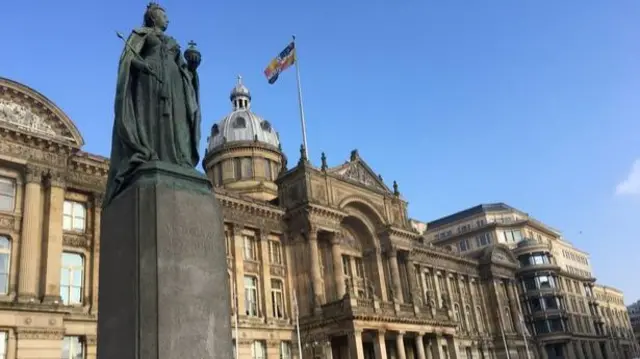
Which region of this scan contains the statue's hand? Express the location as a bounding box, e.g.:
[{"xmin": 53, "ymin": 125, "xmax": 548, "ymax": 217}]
[{"xmin": 131, "ymin": 58, "xmax": 153, "ymax": 74}]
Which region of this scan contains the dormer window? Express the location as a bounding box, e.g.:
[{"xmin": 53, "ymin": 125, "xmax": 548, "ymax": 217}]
[
  {"xmin": 233, "ymin": 116, "xmax": 247, "ymax": 129},
  {"xmin": 261, "ymin": 121, "xmax": 272, "ymax": 132}
]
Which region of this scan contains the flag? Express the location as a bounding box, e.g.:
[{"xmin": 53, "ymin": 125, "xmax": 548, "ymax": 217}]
[{"xmin": 264, "ymin": 41, "xmax": 296, "ymax": 84}]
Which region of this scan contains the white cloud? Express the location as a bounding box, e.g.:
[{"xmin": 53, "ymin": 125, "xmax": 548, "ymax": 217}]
[{"xmin": 616, "ymin": 159, "xmax": 640, "ymax": 196}]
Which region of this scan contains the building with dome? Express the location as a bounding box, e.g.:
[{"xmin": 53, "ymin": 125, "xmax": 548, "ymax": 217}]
[{"xmin": 0, "ymin": 75, "xmax": 638, "ymax": 359}]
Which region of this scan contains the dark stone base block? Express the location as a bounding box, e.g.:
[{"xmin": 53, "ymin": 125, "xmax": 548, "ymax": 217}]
[{"xmin": 97, "ymin": 161, "xmax": 233, "ymax": 359}]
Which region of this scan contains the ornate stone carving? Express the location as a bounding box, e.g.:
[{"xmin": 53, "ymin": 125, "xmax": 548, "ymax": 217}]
[
  {"xmin": 0, "ymin": 213, "xmax": 15, "ymax": 230},
  {"xmin": 335, "ymin": 161, "xmax": 385, "ymax": 191},
  {"xmin": 269, "ymin": 266, "xmax": 285, "ymax": 277},
  {"xmin": 45, "ymin": 169, "xmax": 66, "ymax": 188},
  {"xmin": 63, "ymin": 233, "xmax": 90, "ymax": 248},
  {"xmin": 0, "ymin": 99, "xmax": 71, "ymax": 141},
  {"xmin": 15, "ymin": 328, "xmax": 65, "ymax": 340},
  {"xmin": 24, "ymin": 164, "xmax": 46, "ymax": 183}
]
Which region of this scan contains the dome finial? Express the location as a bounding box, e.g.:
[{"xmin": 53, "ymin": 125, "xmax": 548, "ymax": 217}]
[{"xmin": 230, "ymin": 75, "xmax": 251, "ymax": 110}]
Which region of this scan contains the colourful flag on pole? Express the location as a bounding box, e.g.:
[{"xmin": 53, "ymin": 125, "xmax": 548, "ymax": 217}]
[{"xmin": 263, "ymin": 42, "xmax": 296, "ymax": 84}]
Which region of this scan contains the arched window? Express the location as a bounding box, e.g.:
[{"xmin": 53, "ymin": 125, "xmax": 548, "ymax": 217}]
[
  {"xmin": 476, "ymin": 305, "xmax": 485, "ymax": 332},
  {"xmin": 465, "ymin": 305, "xmax": 475, "ymax": 331},
  {"xmin": 454, "ymin": 303, "xmax": 461, "ymax": 322},
  {"xmin": 0, "ymin": 236, "xmax": 11, "ymax": 294}
]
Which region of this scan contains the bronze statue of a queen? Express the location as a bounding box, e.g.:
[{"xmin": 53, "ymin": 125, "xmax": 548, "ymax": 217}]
[{"xmin": 104, "ymin": 2, "xmax": 203, "ymax": 206}]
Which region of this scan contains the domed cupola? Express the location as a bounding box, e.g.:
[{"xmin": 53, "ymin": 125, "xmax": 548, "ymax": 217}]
[{"xmin": 203, "ymin": 76, "xmax": 286, "ymax": 202}]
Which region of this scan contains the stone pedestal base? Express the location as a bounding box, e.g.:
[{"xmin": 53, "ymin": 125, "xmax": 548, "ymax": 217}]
[{"xmin": 97, "ymin": 161, "xmax": 233, "ymax": 359}]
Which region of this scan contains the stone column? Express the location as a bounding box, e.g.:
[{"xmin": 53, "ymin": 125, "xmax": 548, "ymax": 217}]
[
  {"xmin": 308, "ymin": 227, "xmax": 324, "ymax": 310},
  {"xmin": 565, "ymin": 342, "xmax": 577, "ymax": 359},
  {"xmin": 17, "ymin": 165, "xmax": 43, "ymax": 302},
  {"xmin": 233, "ymin": 224, "xmax": 246, "ymax": 315},
  {"xmin": 373, "ymin": 330, "xmax": 388, "ymax": 359},
  {"xmin": 348, "ymin": 330, "xmax": 364, "ymax": 359},
  {"xmin": 446, "ymin": 336, "xmax": 459, "ymax": 359},
  {"xmin": 90, "ymin": 192, "xmax": 102, "ymax": 315},
  {"xmin": 42, "ymin": 171, "xmax": 65, "ymax": 304},
  {"xmin": 415, "ymin": 334, "xmax": 426, "ymax": 359},
  {"xmin": 86, "ymin": 335, "xmax": 98, "ymax": 359},
  {"xmin": 430, "ymin": 335, "xmax": 442, "ymax": 359},
  {"xmin": 468, "ymin": 278, "xmax": 480, "ymax": 333},
  {"xmin": 259, "ymin": 230, "xmax": 273, "ymax": 319},
  {"xmin": 330, "ymin": 234, "xmax": 345, "ymax": 298},
  {"xmin": 445, "ymin": 273, "xmax": 454, "ymax": 309},
  {"xmin": 388, "ymin": 248, "xmax": 404, "ymax": 302},
  {"xmin": 374, "ymin": 248, "xmax": 388, "ymax": 301},
  {"xmin": 396, "ymin": 332, "xmax": 407, "ymax": 359},
  {"xmin": 591, "ymin": 341, "xmax": 604, "ymax": 359}
]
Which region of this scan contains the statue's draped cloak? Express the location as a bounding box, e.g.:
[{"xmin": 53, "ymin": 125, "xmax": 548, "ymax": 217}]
[{"xmin": 104, "ymin": 27, "xmax": 202, "ymax": 207}]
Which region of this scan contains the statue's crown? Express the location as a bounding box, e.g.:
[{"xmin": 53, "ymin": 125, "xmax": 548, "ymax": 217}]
[{"xmin": 147, "ymin": 2, "xmax": 163, "ymax": 11}]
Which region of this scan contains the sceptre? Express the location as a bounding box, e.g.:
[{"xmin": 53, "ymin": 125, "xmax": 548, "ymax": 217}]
[{"xmin": 115, "ymin": 31, "xmax": 163, "ymax": 83}]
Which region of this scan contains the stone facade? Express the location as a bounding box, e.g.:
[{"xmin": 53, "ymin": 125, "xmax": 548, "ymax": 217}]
[{"xmin": 0, "ymin": 76, "xmax": 638, "ymax": 359}]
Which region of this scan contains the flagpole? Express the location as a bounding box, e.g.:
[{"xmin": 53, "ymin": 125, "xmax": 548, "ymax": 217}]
[
  {"xmin": 292, "ymin": 35, "xmax": 309, "ymax": 159},
  {"xmin": 293, "ymin": 292, "xmax": 304, "ymax": 359}
]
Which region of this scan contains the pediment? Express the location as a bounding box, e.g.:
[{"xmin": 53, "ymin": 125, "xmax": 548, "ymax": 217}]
[
  {"xmin": 328, "ymin": 151, "xmax": 391, "ymax": 193},
  {"xmin": 489, "ymin": 245, "xmax": 517, "ymax": 265},
  {"xmin": 0, "ymin": 77, "xmax": 84, "ymax": 147}
]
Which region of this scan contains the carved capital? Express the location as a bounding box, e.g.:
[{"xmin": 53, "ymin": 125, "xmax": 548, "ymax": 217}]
[
  {"xmin": 24, "ymin": 164, "xmax": 45, "ymax": 184},
  {"xmin": 386, "ymin": 246, "xmax": 398, "ymax": 258},
  {"xmin": 307, "ymin": 225, "xmax": 318, "ymax": 241},
  {"xmin": 232, "ymin": 223, "xmax": 244, "ymax": 234},
  {"xmin": 44, "ymin": 169, "xmax": 66, "ymax": 188},
  {"xmin": 329, "ymin": 232, "xmax": 340, "ymax": 245},
  {"xmin": 86, "ymin": 335, "xmax": 97, "ymax": 345},
  {"xmin": 93, "ymin": 192, "xmax": 104, "ymax": 209}
]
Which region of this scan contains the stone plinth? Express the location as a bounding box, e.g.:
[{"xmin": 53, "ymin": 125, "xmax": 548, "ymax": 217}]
[{"xmin": 97, "ymin": 161, "xmax": 233, "ymax": 359}]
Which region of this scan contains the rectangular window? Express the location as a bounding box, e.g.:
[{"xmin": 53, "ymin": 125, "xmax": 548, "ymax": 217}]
[
  {"xmin": 342, "ymin": 256, "xmax": 351, "ymax": 277},
  {"xmin": 215, "ymin": 165, "xmax": 223, "ymax": 186},
  {"xmin": 271, "ymin": 279, "xmax": 285, "ymax": 318},
  {"xmin": 241, "ymin": 158, "xmax": 253, "ymax": 179},
  {"xmin": 243, "ymin": 235, "xmax": 257, "ymax": 260},
  {"xmin": 63, "ymin": 200, "xmax": 86, "ymax": 232},
  {"xmin": 0, "ymin": 236, "xmax": 11, "ymax": 295},
  {"xmin": 234, "ymin": 158, "xmax": 242, "ymax": 180},
  {"xmin": 354, "ymin": 258, "xmax": 364, "ymax": 278},
  {"xmin": 0, "ymin": 177, "xmax": 15, "ymax": 212},
  {"xmin": 458, "ymin": 239, "xmax": 469, "ymax": 252},
  {"xmin": 244, "ymin": 276, "xmax": 259, "ymax": 316},
  {"xmin": 269, "ymin": 241, "xmax": 282, "ymax": 264},
  {"xmin": 62, "ymin": 336, "xmax": 84, "ymax": 359},
  {"xmin": 251, "ymin": 340, "xmax": 266, "ymax": 359},
  {"xmin": 280, "ymin": 341, "xmax": 292, "ymax": 359},
  {"xmin": 0, "ymin": 331, "xmax": 6, "ymax": 359},
  {"xmin": 264, "ymin": 158, "xmax": 272, "ymax": 180},
  {"xmin": 60, "ymin": 252, "xmax": 84, "ymax": 305}
]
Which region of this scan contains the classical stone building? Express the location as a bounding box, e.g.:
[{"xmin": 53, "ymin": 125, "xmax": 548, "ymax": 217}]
[
  {"xmin": 0, "ymin": 75, "xmax": 637, "ymax": 359},
  {"xmin": 593, "ymin": 285, "xmax": 638, "ymax": 358},
  {"xmin": 628, "ymin": 300, "xmax": 640, "ymax": 348}
]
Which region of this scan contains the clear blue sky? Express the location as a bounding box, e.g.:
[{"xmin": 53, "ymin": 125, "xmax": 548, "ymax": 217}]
[{"xmin": 2, "ymin": 1, "xmax": 639, "ymax": 302}]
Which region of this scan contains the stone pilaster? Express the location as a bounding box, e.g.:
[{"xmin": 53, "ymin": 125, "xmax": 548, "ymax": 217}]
[
  {"xmin": 90, "ymin": 192, "xmax": 102, "ymax": 315},
  {"xmin": 233, "ymin": 223, "xmax": 246, "ymax": 315},
  {"xmin": 388, "ymin": 247, "xmax": 403, "ymax": 302},
  {"xmin": 507, "ymin": 280, "xmax": 521, "ymax": 335},
  {"xmin": 259, "ymin": 229, "xmax": 273, "ymax": 319},
  {"xmin": 17, "ymin": 165, "xmax": 44, "ymax": 302},
  {"xmin": 308, "ymin": 227, "xmax": 323, "ymax": 310},
  {"xmin": 446, "ymin": 336, "xmax": 459, "ymax": 359},
  {"xmin": 430, "ymin": 335, "xmax": 443, "ymax": 359},
  {"xmin": 433, "ymin": 271, "xmax": 442, "ymax": 308},
  {"xmin": 374, "ymin": 248, "xmax": 388, "ymax": 301},
  {"xmin": 42, "ymin": 171, "xmax": 65, "ymax": 304},
  {"xmin": 330, "ymin": 234, "xmax": 345, "ymax": 299}
]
